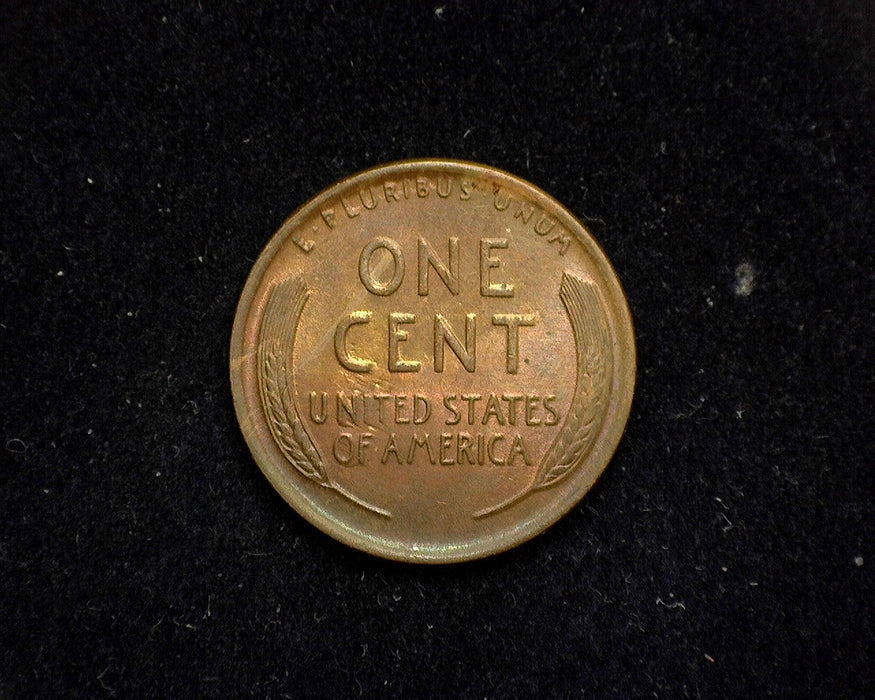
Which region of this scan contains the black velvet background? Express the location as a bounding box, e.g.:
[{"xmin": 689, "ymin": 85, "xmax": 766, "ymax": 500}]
[{"xmin": 1, "ymin": 1, "xmax": 872, "ymax": 697}]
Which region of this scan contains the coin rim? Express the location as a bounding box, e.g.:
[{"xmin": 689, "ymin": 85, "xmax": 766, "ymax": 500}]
[{"xmin": 230, "ymin": 158, "xmax": 636, "ymax": 563}]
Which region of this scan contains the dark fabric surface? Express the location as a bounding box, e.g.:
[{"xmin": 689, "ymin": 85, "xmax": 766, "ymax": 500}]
[{"xmin": 1, "ymin": 2, "xmax": 872, "ymax": 697}]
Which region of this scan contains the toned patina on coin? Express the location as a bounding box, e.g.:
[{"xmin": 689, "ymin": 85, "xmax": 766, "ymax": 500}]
[{"xmin": 230, "ymin": 160, "xmax": 635, "ymax": 562}]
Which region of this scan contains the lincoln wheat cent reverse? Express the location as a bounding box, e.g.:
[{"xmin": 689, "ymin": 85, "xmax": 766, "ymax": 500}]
[{"xmin": 230, "ymin": 160, "xmax": 635, "ymax": 563}]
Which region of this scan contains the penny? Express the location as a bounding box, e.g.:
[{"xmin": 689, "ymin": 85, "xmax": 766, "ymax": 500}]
[{"xmin": 230, "ymin": 160, "xmax": 635, "ymax": 562}]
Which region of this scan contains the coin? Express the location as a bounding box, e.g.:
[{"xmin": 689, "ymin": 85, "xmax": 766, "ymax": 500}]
[{"xmin": 230, "ymin": 160, "xmax": 635, "ymax": 563}]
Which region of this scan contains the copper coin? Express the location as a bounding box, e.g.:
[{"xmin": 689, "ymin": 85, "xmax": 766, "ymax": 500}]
[{"xmin": 230, "ymin": 159, "xmax": 635, "ymax": 562}]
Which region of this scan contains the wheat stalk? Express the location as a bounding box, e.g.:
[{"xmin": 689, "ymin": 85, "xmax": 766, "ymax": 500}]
[
  {"xmin": 534, "ymin": 343, "xmax": 607, "ymax": 489},
  {"xmin": 256, "ymin": 274, "xmax": 390, "ymax": 518},
  {"xmin": 262, "ymin": 341, "xmax": 327, "ymax": 483},
  {"xmin": 473, "ymin": 272, "xmax": 612, "ymax": 518}
]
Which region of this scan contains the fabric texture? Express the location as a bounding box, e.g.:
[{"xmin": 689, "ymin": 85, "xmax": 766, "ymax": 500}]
[{"xmin": 1, "ymin": 2, "xmax": 871, "ymax": 697}]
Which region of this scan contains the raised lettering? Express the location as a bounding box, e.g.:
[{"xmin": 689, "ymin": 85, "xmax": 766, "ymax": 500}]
[
  {"xmin": 413, "ymin": 394, "xmax": 431, "ymax": 424},
  {"xmin": 309, "ymin": 391, "xmax": 327, "ymax": 423},
  {"xmin": 340, "ymin": 194, "xmax": 360, "ymax": 218},
  {"xmin": 547, "ymin": 229, "xmax": 572, "ymax": 255},
  {"xmin": 534, "ymin": 213, "xmax": 556, "ymax": 235},
  {"xmin": 434, "ymin": 313, "xmax": 476, "ymax": 372},
  {"xmin": 457, "ymin": 432, "xmax": 475, "ymax": 464},
  {"xmin": 321, "ymin": 208, "xmax": 336, "ymax": 229},
  {"xmin": 418, "ymin": 237, "xmax": 459, "ymax": 296},
  {"xmin": 492, "ymin": 313, "xmax": 536, "ymax": 373},
  {"xmin": 543, "ymin": 395, "xmax": 560, "ymax": 425},
  {"xmin": 440, "ymin": 433, "xmax": 454, "ymax": 464},
  {"xmin": 461, "ymin": 394, "xmax": 482, "ymax": 424},
  {"xmin": 481, "ymin": 394, "xmax": 506, "ymax": 426},
  {"xmin": 416, "ymin": 176, "xmax": 429, "ymax": 198},
  {"xmin": 507, "ymin": 435, "xmax": 532, "ymax": 466},
  {"xmin": 493, "ymin": 188, "xmax": 511, "ymax": 211},
  {"xmin": 394, "ymin": 394, "xmax": 410, "ymax": 423},
  {"xmin": 525, "ymin": 396, "xmax": 541, "ymax": 425},
  {"xmin": 436, "ymin": 174, "xmax": 452, "ymax": 198},
  {"xmin": 388, "ymin": 313, "xmax": 420, "ymax": 372},
  {"xmin": 336, "ymin": 392, "xmax": 359, "ymax": 427},
  {"xmin": 443, "ymin": 394, "xmax": 461, "ymax": 425},
  {"xmin": 383, "ymin": 181, "xmax": 400, "ymax": 202},
  {"xmin": 357, "ymin": 433, "xmax": 373, "ymax": 463},
  {"xmin": 514, "ymin": 201, "xmax": 535, "ymax": 224},
  {"xmin": 480, "ymin": 238, "xmax": 514, "ymax": 297},
  {"xmin": 374, "ymin": 393, "xmax": 392, "ymax": 423},
  {"xmin": 334, "ymin": 433, "xmax": 354, "ymax": 465},
  {"xmin": 487, "ymin": 434, "xmax": 505, "ymax": 465},
  {"xmin": 359, "ymin": 238, "xmax": 405, "ymax": 296},
  {"xmin": 406, "ymin": 433, "xmax": 436, "ymax": 464},
  {"xmin": 501, "ymin": 394, "xmax": 524, "ymax": 425},
  {"xmin": 381, "ymin": 433, "xmax": 402, "ymax": 464},
  {"xmin": 335, "ymin": 311, "xmax": 375, "ymax": 372},
  {"xmin": 360, "ymin": 186, "xmax": 378, "ymax": 210},
  {"xmin": 292, "ymin": 232, "xmax": 315, "ymax": 252}
]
